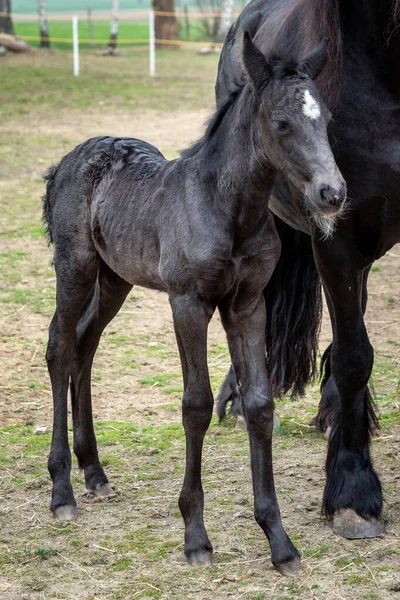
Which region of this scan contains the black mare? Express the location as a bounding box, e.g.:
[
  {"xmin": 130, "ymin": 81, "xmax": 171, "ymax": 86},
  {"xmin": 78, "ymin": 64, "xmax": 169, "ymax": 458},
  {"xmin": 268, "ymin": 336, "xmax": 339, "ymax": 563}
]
[
  {"xmin": 43, "ymin": 34, "xmax": 345, "ymax": 573},
  {"xmin": 216, "ymin": 0, "xmax": 400, "ymax": 539}
]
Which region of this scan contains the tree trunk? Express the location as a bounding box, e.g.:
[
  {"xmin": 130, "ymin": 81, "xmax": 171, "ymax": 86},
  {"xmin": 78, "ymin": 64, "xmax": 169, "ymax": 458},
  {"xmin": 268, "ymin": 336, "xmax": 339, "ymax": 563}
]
[
  {"xmin": 107, "ymin": 0, "xmax": 119, "ymax": 52},
  {"xmin": 0, "ymin": 0, "xmax": 29, "ymax": 53},
  {"xmin": 153, "ymin": 0, "xmax": 180, "ymax": 49},
  {"xmin": 214, "ymin": 0, "xmax": 234, "ymax": 42},
  {"xmin": 0, "ymin": 0, "xmax": 15, "ymax": 35},
  {"xmin": 38, "ymin": 0, "xmax": 50, "ymax": 49}
]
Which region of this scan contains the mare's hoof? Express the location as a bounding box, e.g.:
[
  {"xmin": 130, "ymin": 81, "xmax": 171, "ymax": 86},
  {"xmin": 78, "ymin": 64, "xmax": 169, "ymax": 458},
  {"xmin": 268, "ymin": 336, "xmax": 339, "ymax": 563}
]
[
  {"xmin": 275, "ymin": 556, "xmax": 302, "ymax": 576},
  {"xmin": 186, "ymin": 549, "xmax": 213, "ymax": 566},
  {"xmin": 333, "ymin": 509, "xmax": 385, "ymax": 539},
  {"xmin": 54, "ymin": 504, "xmax": 78, "ymax": 521},
  {"xmin": 87, "ymin": 482, "xmax": 116, "ymax": 497}
]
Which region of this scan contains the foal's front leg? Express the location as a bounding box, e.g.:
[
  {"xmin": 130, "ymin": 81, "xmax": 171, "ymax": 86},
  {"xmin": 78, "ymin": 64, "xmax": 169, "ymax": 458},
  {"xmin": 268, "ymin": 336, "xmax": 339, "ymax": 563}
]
[
  {"xmin": 220, "ymin": 295, "xmax": 301, "ymax": 575},
  {"xmin": 169, "ymin": 293, "xmax": 215, "ymax": 566}
]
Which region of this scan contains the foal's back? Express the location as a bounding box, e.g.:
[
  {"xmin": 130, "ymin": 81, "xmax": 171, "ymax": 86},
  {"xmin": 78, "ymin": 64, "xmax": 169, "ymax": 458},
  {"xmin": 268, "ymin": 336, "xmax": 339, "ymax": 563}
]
[{"xmin": 47, "ymin": 136, "xmax": 173, "ymax": 291}]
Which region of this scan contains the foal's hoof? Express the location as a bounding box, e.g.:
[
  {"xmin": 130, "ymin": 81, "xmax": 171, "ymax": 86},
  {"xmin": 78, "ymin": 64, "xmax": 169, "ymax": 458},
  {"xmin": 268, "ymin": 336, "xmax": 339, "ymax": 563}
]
[
  {"xmin": 236, "ymin": 415, "xmax": 247, "ymax": 430},
  {"xmin": 333, "ymin": 509, "xmax": 385, "ymax": 539},
  {"xmin": 186, "ymin": 549, "xmax": 213, "ymax": 567},
  {"xmin": 87, "ymin": 482, "xmax": 116, "ymax": 497},
  {"xmin": 54, "ymin": 504, "xmax": 78, "ymax": 521},
  {"xmin": 275, "ymin": 556, "xmax": 302, "ymax": 577}
]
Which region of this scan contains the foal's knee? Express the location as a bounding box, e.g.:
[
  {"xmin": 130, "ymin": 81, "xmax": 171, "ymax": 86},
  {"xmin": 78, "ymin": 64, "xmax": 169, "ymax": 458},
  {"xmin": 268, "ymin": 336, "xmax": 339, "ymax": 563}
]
[{"xmin": 182, "ymin": 388, "xmax": 214, "ymax": 432}]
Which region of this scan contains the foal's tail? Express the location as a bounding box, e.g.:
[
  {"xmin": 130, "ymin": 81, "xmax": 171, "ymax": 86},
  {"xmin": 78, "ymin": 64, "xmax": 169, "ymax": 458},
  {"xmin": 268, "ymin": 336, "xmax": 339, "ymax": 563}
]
[
  {"xmin": 264, "ymin": 216, "xmax": 322, "ymax": 398},
  {"xmin": 42, "ymin": 164, "xmax": 59, "ymax": 245},
  {"xmin": 217, "ymin": 216, "xmax": 322, "ymax": 418}
]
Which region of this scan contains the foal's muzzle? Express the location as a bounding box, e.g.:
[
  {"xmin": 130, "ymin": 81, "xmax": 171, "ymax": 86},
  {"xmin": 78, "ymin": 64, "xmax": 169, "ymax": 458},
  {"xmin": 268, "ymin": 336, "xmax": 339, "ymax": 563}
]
[{"xmin": 318, "ymin": 181, "xmax": 347, "ymax": 215}]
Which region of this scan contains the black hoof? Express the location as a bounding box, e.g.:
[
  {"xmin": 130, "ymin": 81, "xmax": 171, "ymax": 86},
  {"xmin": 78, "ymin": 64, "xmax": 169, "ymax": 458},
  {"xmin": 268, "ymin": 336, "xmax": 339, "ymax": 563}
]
[
  {"xmin": 53, "ymin": 504, "xmax": 78, "ymax": 521},
  {"xmin": 186, "ymin": 548, "xmax": 213, "ymax": 566},
  {"xmin": 86, "ymin": 482, "xmax": 116, "ymax": 497},
  {"xmin": 333, "ymin": 509, "xmax": 385, "ymax": 539},
  {"xmin": 275, "ymin": 556, "xmax": 302, "ymax": 576}
]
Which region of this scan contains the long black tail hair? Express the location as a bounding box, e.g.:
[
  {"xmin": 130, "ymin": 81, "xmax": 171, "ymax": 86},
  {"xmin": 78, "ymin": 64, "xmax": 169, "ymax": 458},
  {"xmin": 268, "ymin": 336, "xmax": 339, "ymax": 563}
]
[
  {"xmin": 217, "ymin": 216, "xmax": 322, "ymax": 420},
  {"xmin": 264, "ymin": 216, "xmax": 322, "ymax": 398}
]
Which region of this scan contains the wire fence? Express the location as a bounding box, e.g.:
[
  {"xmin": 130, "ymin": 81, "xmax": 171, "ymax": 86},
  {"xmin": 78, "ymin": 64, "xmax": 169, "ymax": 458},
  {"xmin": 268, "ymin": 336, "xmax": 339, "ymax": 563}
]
[{"xmin": 0, "ymin": 9, "xmax": 240, "ymax": 75}]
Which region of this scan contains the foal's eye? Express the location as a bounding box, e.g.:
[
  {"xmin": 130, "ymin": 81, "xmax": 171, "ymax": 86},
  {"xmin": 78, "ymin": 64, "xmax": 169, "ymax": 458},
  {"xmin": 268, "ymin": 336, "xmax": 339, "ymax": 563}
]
[{"xmin": 272, "ymin": 121, "xmax": 288, "ymax": 132}]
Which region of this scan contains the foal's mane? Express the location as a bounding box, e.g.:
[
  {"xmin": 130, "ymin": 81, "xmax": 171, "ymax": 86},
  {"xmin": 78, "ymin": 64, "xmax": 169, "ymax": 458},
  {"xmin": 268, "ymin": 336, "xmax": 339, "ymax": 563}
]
[{"xmin": 181, "ymin": 90, "xmax": 241, "ymax": 159}]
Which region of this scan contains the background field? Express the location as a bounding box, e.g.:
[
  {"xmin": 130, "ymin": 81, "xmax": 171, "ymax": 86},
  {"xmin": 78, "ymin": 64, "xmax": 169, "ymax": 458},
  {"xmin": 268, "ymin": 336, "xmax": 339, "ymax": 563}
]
[
  {"xmin": 0, "ymin": 47, "xmax": 399, "ymax": 600},
  {"xmin": 12, "ymin": 0, "xmax": 246, "ymax": 14}
]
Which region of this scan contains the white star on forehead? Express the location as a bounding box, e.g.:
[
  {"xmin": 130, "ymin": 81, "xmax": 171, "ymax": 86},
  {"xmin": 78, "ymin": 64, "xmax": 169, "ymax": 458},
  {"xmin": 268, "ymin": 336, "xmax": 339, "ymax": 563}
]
[{"xmin": 303, "ymin": 89, "xmax": 321, "ymax": 120}]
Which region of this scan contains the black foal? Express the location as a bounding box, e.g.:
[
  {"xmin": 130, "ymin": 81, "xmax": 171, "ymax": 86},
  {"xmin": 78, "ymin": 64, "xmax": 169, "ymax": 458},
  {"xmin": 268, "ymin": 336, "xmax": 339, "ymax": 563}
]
[{"xmin": 43, "ymin": 33, "xmax": 345, "ymax": 574}]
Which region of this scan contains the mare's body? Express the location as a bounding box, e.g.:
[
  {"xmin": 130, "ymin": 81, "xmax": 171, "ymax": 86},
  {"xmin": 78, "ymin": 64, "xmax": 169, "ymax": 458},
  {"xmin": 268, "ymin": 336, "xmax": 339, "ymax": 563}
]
[
  {"xmin": 216, "ymin": 0, "xmax": 400, "ymax": 538},
  {"xmin": 43, "ymin": 35, "xmax": 344, "ymax": 572}
]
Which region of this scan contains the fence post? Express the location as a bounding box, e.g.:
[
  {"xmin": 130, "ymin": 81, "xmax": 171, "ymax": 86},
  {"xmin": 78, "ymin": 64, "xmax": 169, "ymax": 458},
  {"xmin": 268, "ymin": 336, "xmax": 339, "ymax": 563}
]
[
  {"xmin": 149, "ymin": 10, "xmax": 156, "ymax": 77},
  {"xmin": 72, "ymin": 15, "xmax": 80, "ymax": 76}
]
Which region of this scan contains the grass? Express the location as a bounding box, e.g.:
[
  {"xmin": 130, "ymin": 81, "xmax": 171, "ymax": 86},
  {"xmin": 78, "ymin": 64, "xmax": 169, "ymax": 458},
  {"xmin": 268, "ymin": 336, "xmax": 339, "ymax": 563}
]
[
  {"xmin": 0, "ymin": 47, "xmax": 218, "ymax": 122},
  {"xmin": 14, "ymin": 18, "xmax": 217, "ymax": 50},
  {"xmin": 0, "ymin": 46, "xmax": 399, "ymax": 600},
  {"xmin": 15, "ymin": 20, "xmax": 150, "ymax": 50}
]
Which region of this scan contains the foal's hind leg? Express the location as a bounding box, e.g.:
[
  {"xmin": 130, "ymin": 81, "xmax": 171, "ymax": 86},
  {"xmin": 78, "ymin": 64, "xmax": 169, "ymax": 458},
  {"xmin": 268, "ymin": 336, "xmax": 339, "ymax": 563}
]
[
  {"xmin": 71, "ymin": 262, "xmax": 132, "ymax": 495},
  {"xmin": 71, "ymin": 262, "xmax": 132, "ymax": 496},
  {"xmin": 169, "ymin": 292, "xmax": 214, "ymax": 566},
  {"xmin": 47, "ymin": 250, "xmax": 99, "ymax": 521},
  {"xmin": 220, "ymin": 294, "xmax": 301, "ymax": 575}
]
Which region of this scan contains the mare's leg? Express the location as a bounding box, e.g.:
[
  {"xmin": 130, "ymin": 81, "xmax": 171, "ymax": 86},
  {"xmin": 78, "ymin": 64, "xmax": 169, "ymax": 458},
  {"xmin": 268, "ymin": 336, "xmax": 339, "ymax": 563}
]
[
  {"xmin": 47, "ymin": 248, "xmax": 99, "ymax": 521},
  {"xmin": 315, "ymin": 268, "xmax": 370, "ymax": 435},
  {"xmin": 219, "ymin": 294, "xmax": 300, "ymax": 574},
  {"xmin": 313, "ymin": 239, "xmax": 383, "ymax": 538},
  {"xmin": 169, "ymin": 293, "xmax": 214, "ymax": 566},
  {"xmin": 71, "ymin": 261, "xmax": 132, "ymax": 495}
]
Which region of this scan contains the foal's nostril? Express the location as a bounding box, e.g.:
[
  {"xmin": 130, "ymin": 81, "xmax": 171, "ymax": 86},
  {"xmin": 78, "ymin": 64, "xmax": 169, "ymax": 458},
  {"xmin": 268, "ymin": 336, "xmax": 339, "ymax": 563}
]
[{"xmin": 320, "ymin": 186, "xmax": 343, "ymax": 208}]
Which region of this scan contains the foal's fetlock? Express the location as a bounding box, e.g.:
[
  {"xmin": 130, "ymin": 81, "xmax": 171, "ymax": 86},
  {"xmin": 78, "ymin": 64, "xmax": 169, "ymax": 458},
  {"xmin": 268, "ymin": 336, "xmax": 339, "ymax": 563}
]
[{"xmin": 269, "ymin": 530, "xmax": 301, "ymax": 576}]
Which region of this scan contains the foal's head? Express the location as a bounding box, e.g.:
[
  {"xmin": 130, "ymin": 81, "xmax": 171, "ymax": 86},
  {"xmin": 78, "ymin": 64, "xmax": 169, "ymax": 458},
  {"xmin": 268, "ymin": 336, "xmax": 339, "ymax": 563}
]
[{"xmin": 243, "ymin": 32, "xmax": 347, "ymax": 238}]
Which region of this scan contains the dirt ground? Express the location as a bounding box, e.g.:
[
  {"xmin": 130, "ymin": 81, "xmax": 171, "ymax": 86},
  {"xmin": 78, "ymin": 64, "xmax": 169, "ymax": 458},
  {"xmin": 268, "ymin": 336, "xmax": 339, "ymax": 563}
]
[{"xmin": 1, "ymin": 100, "xmax": 399, "ymax": 599}]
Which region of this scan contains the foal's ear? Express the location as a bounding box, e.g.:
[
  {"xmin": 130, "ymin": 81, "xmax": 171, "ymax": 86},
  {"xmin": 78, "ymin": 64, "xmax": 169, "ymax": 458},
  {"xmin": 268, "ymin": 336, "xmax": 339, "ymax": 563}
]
[
  {"xmin": 298, "ymin": 41, "xmax": 327, "ymax": 80},
  {"xmin": 242, "ymin": 31, "xmax": 271, "ymax": 92}
]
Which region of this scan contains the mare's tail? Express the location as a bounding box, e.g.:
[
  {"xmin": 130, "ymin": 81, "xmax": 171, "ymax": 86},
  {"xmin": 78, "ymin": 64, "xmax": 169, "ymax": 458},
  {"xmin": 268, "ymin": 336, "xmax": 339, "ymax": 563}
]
[
  {"xmin": 217, "ymin": 216, "xmax": 322, "ymax": 419},
  {"xmin": 264, "ymin": 216, "xmax": 322, "ymax": 398}
]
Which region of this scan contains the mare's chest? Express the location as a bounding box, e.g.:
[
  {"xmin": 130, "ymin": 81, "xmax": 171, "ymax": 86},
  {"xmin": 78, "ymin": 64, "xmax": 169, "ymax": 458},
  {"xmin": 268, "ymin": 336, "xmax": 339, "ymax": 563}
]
[{"xmin": 331, "ymin": 67, "xmax": 400, "ymax": 251}]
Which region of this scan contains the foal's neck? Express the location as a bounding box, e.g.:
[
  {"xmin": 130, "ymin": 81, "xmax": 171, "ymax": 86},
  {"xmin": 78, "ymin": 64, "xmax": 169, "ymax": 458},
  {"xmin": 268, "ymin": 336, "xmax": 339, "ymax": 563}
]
[{"xmin": 198, "ymin": 87, "xmax": 276, "ymax": 239}]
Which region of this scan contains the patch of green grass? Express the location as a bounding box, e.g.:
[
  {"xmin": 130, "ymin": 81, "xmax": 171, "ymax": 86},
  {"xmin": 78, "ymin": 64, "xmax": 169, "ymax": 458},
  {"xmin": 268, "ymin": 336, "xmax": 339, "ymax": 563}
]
[
  {"xmin": 15, "ymin": 20, "xmax": 150, "ymax": 50},
  {"xmin": 140, "ymin": 372, "xmax": 183, "ymax": 394},
  {"xmin": 35, "ymin": 546, "xmax": 56, "ymax": 560},
  {"xmin": 387, "ymin": 296, "xmax": 395, "ymax": 307},
  {"xmin": 0, "ymin": 47, "xmax": 219, "ymax": 121},
  {"xmin": 110, "ymin": 556, "xmax": 132, "ymax": 571}
]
